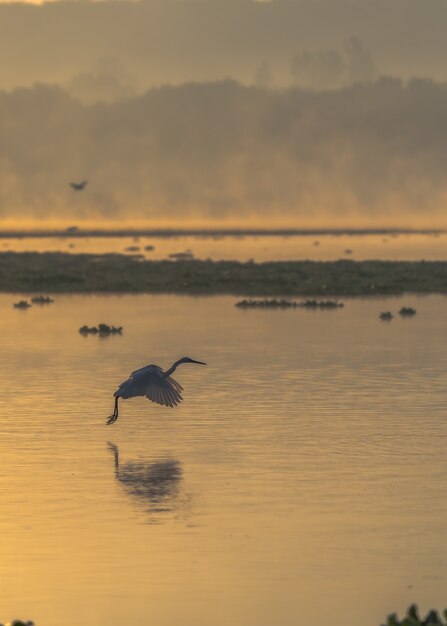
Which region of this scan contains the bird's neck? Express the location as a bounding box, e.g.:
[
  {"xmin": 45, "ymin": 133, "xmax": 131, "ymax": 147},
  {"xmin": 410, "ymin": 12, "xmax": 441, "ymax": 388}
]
[{"xmin": 163, "ymin": 359, "xmax": 184, "ymax": 377}]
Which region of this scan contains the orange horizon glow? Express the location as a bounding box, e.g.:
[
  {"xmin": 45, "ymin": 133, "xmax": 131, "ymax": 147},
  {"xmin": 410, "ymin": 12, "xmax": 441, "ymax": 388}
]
[{"xmin": 0, "ymin": 215, "xmax": 447, "ymax": 233}]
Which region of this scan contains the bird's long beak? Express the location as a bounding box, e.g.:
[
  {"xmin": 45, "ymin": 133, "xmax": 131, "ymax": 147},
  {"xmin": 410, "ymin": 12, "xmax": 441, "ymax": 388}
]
[{"xmin": 191, "ymin": 359, "xmax": 206, "ymax": 365}]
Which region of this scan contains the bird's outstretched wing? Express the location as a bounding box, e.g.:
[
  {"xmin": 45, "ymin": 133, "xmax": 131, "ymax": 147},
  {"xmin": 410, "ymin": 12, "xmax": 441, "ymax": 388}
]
[
  {"xmin": 146, "ymin": 375, "xmax": 183, "ymax": 407},
  {"xmin": 114, "ymin": 367, "xmax": 183, "ymax": 408},
  {"xmin": 70, "ymin": 180, "xmax": 88, "ymax": 191}
]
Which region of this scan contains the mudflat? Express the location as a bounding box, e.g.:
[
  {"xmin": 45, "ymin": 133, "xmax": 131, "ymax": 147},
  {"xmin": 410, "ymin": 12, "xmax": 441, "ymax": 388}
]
[{"xmin": 1, "ymin": 251, "xmax": 446, "ymax": 295}]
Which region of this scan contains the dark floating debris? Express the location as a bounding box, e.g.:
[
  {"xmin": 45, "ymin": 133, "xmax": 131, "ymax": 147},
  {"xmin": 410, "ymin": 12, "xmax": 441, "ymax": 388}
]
[
  {"xmin": 344, "ymin": 248, "xmax": 353, "ymax": 254},
  {"xmin": 380, "ymin": 311, "xmax": 393, "ymax": 320},
  {"xmin": 79, "ymin": 323, "xmax": 123, "ymax": 335},
  {"xmin": 124, "ymin": 246, "xmax": 140, "ymax": 252},
  {"xmin": 235, "ymin": 298, "xmax": 344, "ymax": 309},
  {"xmin": 2, "ymin": 621, "xmax": 35, "ymax": 626},
  {"xmin": 13, "ymin": 300, "xmax": 32, "ymax": 309},
  {"xmin": 382, "ymin": 604, "xmax": 447, "ymax": 626},
  {"xmin": 399, "ymin": 306, "xmax": 417, "ymax": 316},
  {"xmin": 144, "ymin": 245, "xmax": 155, "ymax": 251},
  {"xmin": 31, "ymin": 295, "xmax": 54, "ymax": 305}
]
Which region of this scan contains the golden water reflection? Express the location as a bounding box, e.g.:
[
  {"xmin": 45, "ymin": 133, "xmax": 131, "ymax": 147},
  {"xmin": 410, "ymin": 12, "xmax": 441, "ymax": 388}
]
[
  {"xmin": 108, "ymin": 443, "xmax": 183, "ymax": 520},
  {"xmin": 0, "ymin": 294, "xmax": 446, "ymax": 626}
]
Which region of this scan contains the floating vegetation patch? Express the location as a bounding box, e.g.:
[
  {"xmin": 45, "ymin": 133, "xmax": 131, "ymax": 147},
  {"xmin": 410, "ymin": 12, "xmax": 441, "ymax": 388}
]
[
  {"xmin": 383, "ymin": 604, "xmax": 447, "ymax": 626},
  {"xmin": 13, "ymin": 300, "xmax": 31, "ymax": 309},
  {"xmin": 399, "ymin": 306, "xmax": 417, "ymax": 316},
  {"xmin": 301, "ymin": 299, "xmax": 344, "ymax": 309},
  {"xmin": 236, "ymin": 298, "xmax": 299, "ymax": 309},
  {"xmin": 79, "ymin": 323, "xmax": 123, "ymax": 335},
  {"xmin": 380, "ymin": 311, "xmax": 393, "ymax": 320},
  {"xmin": 144, "ymin": 245, "xmax": 155, "ymax": 251},
  {"xmin": 124, "ymin": 246, "xmax": 140, "ymax": 252},
  {"xmin": 379, "ymin": 306, "xmax": 417, "ymax": 320},
  {"xmin": 31, "ymin": 295, "xmax": 54, "ymax": 304},
  {"xmin": 1, "ymin": 621, "xmax": 35, "ymax": 626},
  {"xmin": 235, "ymin": 298, "xmax": 344, "ymax": 309}
]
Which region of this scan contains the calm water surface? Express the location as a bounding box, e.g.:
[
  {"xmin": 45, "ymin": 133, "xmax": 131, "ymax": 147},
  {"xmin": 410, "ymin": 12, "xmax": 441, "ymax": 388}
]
[
  {"xmin": 1, "ymin": 232, "xmax": 447, "ymax": 261},
  {"xmin": 0, "ymin": 294, "xmax": 446, "ymax": 625}
]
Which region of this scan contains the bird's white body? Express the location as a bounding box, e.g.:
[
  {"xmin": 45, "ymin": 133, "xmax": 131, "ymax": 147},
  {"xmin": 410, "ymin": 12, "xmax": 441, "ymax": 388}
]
[
  {"xmin": 107, "ymin": 356, "xmax": 206, "ymax": 424},
  {"xmin": 114, "ymin": 364, "xmax": 183, "ymax": 407}
]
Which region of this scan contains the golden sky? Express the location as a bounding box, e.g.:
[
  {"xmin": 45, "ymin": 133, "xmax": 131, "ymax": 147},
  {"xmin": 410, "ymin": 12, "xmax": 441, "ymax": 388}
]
[{"xmin": 0, "ymin": 0, "xmax": 446, "ymax": 228}]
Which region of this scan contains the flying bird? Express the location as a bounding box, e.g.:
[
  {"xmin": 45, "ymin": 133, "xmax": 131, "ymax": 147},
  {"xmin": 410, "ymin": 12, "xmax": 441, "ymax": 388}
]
[
  {"xmin": 69, "ymin": 180, "xmax": 88, "ymax": 191},
  {"xmin": 106, "ymin": 356, "xmax": 206, "ymax": 425}
]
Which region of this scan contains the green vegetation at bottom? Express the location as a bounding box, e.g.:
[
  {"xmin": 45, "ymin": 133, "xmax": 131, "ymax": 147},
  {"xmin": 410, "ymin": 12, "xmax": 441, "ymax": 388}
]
[
  {"xmin": 383, "ymin": 605, "xmax": 447, "ymax": 626},
  {"xmin": 2, "ymin": 606, "xmax": 447, "ymax": 626},
  {"xmin": 0, "ymin": 252, "xmax": 447, "ymax": 295}
]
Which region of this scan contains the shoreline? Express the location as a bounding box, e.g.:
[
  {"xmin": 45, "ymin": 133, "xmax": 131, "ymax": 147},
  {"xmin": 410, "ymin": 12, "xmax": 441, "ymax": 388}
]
[
  {"xmin": 1, "ymin": 252, "xmax": 447, "ymax": 296},
  {"xmin": 0, "ymin": 228, "xmax": 444, "ymax": 239}
]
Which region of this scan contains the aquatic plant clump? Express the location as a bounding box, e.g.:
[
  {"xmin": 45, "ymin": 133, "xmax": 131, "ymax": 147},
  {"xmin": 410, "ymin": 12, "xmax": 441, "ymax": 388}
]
[
  {"xmin": 31, "ymin": 295, "xmax": 54, "ymax": 304},
  {"xmin": 301, "ymin": 299, "xmax": 344, "ymax": 308},
  {"xmin": 383, "ymin": 604, "xmax": 447, "ymax": 626},
  {"xmin": 236, "ymin": 298, "xmax": 299, "ymax": 308},
  {"xmin": 235, "ymin": 298, "xmax": 344, "ymax": 309},
  {"xmin": 380, "ymin": 311, "xmax": 393, "ymax": 320},
  {"xmin": 79, "ymin": 324, "xmax": 123, "ymax": 335},
  {"xmin": 399, "ymin": 306, "xmax": 417, "ymax": 316},
  {"xmin": 13, "ymin": 300, "xmax": 31, "ymax": 309}
]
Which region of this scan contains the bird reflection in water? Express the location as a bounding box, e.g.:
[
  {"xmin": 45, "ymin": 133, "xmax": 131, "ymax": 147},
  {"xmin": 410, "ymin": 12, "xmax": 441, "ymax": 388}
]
[{"xmin": 107, "ymin": 443, "xmax": 183, "ymax": 520}]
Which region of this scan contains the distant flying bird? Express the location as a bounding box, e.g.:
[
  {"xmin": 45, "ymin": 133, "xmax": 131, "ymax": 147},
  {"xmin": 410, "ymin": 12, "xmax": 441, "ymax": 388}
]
[
  {"xmin": 69, "ymin": 180, "xmax": 88, "ymax": 191},
  {"xmin": 107, "ymin": 356, "xmax": 206, "ymax": 425}
]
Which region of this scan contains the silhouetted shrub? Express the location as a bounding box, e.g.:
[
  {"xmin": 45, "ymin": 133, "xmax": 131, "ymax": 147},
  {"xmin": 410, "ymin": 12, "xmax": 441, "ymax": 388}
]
[
  {"xmin": 380, "ymin": 311, "xmax": 393, "ymax": 320},
  {"xmin": 399, "ymin": 306, "xmax": 417, "ymax": 316},
  {"xmin": 79, "ymin": 323, "xmax": 123, "ymax": 335},
  {"xmin": 383, "ymin": 604, "xmax": 447, "ymax": 626}
]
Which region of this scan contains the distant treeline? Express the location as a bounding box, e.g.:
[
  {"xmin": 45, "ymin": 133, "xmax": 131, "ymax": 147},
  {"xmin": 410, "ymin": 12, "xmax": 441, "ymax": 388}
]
[
  {"xmin": 3, "ymin": 78, "xmax": 447, "ymax": 225},
  {"xmin": 1, "ymin": 252, "xmax": 447, "ymax": 296}
]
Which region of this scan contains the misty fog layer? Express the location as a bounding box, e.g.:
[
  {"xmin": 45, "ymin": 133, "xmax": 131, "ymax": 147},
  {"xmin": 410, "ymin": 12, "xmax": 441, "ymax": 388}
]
[
  {"xmin": 1, "ymin": 0, "xmax": 447, "ymax": 96},
  {"xmin": 1, "ymin": 78, "xmax": 447, "ymax": 226}
]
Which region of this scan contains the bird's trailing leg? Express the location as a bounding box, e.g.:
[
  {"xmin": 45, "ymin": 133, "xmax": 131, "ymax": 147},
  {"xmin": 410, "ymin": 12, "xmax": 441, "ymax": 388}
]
[
  {"xmin": 107, "ymin": 442, "xmax": 120, "ymax": 471},
  {"xmin": 106, "ymin": 396, "xmax": 119, "ymax": 425}
]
